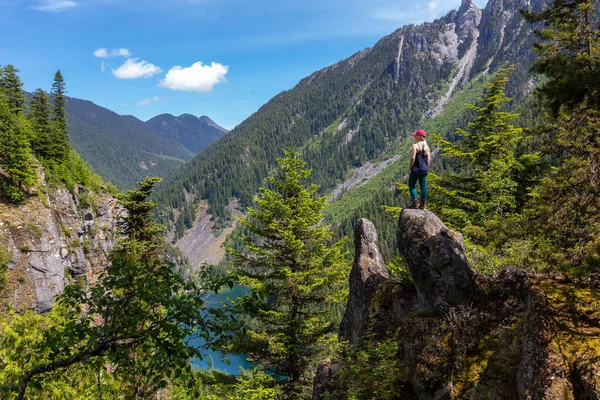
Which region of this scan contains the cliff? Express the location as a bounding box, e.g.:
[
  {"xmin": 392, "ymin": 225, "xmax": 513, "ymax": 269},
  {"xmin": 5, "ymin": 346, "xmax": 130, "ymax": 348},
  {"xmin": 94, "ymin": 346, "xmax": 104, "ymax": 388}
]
[
  {"xmin": 0, "ymin": 171, "xmax": 120, "ymax": 313},
  {"xmin": 315, "ymin": 210, "xmax": 600, "ymax": 399}
]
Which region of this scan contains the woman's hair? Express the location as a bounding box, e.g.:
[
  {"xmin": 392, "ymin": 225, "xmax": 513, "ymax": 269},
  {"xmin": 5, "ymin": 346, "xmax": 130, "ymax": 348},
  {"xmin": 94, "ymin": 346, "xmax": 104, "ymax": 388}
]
[{"xmin": 417, "ymin": 140, "xmax": 430, "ymax": 156}]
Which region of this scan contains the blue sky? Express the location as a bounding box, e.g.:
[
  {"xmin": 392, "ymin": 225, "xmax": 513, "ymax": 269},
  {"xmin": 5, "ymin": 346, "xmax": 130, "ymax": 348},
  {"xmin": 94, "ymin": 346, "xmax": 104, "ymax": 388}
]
[{"xmin": 0, "ymin": 0, "xmax": 487, "ymax": 130}]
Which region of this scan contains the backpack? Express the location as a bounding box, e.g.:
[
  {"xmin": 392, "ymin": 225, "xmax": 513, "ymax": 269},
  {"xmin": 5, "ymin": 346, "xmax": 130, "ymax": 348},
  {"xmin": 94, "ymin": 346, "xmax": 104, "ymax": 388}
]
[{"xmin": 412, "ymin": 141, "xmax": 429, "ymax": 174}]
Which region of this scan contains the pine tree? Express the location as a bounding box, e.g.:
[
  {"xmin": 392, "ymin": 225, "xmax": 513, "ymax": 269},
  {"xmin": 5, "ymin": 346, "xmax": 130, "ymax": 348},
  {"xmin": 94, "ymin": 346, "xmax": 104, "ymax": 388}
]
[
  {"xmin": 0, "ymin": 65, "xmax": 26, "ymax": 115},
  {"xmin": 523, "ymin": 0, "xmax": 600, "ymax": 115},
  {"xmin": 430, "ymin": 67, "xmax": 539, "ymax": 232},
  {"xmin": 29, "ymin": 88, "xmax": 54, "ymax": 160},
  {"xmin": 523, "ymin": 0, "xmax": 600, "ymax": 272},
  {"xmin": 0, "ymin": 96, "xmax": 36, "ymax": 203},
  {"xmin": 227, "ymin": 149, "xmax": 347, "ymax": 398},
  {"xmin": 51, "ymin": 70, "xmax": 69, "ymax": 160}
]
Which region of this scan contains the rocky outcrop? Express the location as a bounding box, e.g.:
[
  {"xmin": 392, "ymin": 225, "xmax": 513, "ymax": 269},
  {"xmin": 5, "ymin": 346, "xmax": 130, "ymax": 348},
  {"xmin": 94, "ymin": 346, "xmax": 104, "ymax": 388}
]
[
  {"xmin": 0, "ymin": 178, "xmax": 119, "ymax": 313},
  {"xmin": 312, "ymin": 359, "xmax": 333, "ymax": 400},
  {"xmin": 517, "ymin": 285, "xmax": 600, "ymax": 399},
  {"xmin": 397, "ymin": 209, "xmax": 475, "ymax": 310},
  {"xmin": 317, "ymin": 212, "xmax": 600, "ymax": 399},
  {"xmin": 339, "ymin": 219, "xmax": 389, "ymax": 345}
]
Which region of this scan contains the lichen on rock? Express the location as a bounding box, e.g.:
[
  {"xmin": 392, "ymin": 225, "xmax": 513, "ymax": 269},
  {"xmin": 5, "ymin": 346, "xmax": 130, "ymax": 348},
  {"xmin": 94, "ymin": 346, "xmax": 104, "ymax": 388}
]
[
  {"xmin": 397, "ymin": 209, "xmax": 475, "ymax": 311},
  {"xmin": 317, "ymin": 211, "xmax": 600, "ymax": 400}
]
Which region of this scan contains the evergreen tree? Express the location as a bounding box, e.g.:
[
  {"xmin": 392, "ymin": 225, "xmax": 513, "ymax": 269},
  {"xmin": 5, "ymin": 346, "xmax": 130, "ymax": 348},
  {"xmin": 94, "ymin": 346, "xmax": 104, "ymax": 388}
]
[
  {"xmin": 430, "ymin": 67, "xmax": 539, "ymax": 232},
  {"xmin": 11, "ymin": 177, "xmax": 211, "ymax": 399},
  {"xmin": 227, "ymin": 149, "xmax": 347, "ymax": 398},
  {"xmin": 0, "ymin": 96, "xmax": 36, "ymax": 203},
  {"xmin": 0, "ymin": 65, "xmax": 26, "ymax": 115},
  {"xmin": 29, "ymin": 88, "xmax": 54, "ymax": 160},
  {"xmin": 523, "ymin": 0, "xmax": 600, "ymax": 115},
  {"xmin": 51, "ymin": 70, "xmax": 69, "ymax": 160},
  {"xmin": 523, "ymin": 0, "xmax": 600, "ymax": 272}
]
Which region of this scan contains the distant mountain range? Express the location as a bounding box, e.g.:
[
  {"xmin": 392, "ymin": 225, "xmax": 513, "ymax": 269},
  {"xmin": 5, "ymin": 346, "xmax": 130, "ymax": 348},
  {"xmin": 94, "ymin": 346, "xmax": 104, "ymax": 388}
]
[{"xmin": 61, "ymin": 97, "xmax": 228, "ymax": 189}]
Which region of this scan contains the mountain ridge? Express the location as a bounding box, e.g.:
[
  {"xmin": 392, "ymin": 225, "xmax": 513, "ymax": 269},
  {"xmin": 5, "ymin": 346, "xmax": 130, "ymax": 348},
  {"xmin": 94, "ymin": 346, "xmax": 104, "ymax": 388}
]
[
  {"xmin": 64, "ymin": 96, "xmax": 228, "ymax": 189},
  {"xmin": 152, "ymin": 0, "xmax": 543, "ymax": 269}
]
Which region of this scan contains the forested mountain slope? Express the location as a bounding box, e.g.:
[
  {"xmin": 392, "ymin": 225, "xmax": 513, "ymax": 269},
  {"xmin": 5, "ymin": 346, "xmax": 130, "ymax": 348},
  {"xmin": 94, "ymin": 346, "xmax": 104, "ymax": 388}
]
[
  {"xmin": 154, "ymin": 0, "xmax": 543, "ymax": 260},
  {"xmin": 28, "ymin": 94, "xmax": 228, "ymax": 190},
  {"xmin": 146, "ymin": 114, "xmax": 228, "ymax": 155}
]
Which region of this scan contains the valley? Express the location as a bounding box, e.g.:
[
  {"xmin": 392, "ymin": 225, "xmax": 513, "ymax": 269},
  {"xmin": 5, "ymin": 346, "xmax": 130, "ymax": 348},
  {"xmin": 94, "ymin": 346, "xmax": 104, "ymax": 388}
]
[
  {"xmin": 164, "ymin": 0, "xmax": 540, "ymax": 268},
  {"xmin": 1, "ymin": 0, "xmax": 599, "ymax": 397}
]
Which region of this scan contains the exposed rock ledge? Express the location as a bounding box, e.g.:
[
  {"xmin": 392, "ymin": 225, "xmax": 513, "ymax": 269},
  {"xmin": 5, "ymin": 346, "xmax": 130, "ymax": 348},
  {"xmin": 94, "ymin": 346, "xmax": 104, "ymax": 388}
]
[
  {"xmin": 0, "ymin": 177, "xmax": 119, "ymax": 313},
  {"xmin": 314, "ymin": 210, "xmax": 600, "ymax": 400}
]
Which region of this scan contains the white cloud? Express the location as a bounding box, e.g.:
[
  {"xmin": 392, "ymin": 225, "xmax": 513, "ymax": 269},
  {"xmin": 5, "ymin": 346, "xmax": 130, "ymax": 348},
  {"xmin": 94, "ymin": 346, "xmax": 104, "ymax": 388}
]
[
  {"xmin": 428, "ymin": 0, "xmax": 441, "ymax": 17},
  {"xmin": 100, "ymin": 62, "xmax": 106, "ymax": 72},
  {"xmin": 34, "ymin": 0, "xmax": 77, "ymax": 12},
  {"xmin": 112, "ymin": 58, "xmax": 162, "ymax": 79},
  {"xmin": 159, "ymin": 62, "xmax": 228, "ymax": 92},
  {"xmin": 94, "ymin": 48, "xmax": 132, "ymax": 58},
  {"xmin": 137, "ymin": 96, "xmax": 168, "ymax": 106}
]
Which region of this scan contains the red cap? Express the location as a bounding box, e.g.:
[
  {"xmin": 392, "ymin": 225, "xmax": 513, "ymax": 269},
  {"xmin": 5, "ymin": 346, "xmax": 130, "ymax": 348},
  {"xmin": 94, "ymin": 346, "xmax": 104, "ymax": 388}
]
[{"xmin": 411, "ymin": 129, "xmax": 426, "ymax": 137}]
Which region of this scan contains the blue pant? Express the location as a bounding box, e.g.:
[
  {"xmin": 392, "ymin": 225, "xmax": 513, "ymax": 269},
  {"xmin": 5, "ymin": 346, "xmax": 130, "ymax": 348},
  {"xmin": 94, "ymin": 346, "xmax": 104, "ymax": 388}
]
[{"xmin": 408, "ymin": 172, "xmax": 428, "ymax": 201}]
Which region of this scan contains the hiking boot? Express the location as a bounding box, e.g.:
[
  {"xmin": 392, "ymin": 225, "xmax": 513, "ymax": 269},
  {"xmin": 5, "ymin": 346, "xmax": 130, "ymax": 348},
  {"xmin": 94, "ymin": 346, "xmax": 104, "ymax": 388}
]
[
  {"xmin": 419, "ymin": 200, "xmax": 426, "ymax": 209},
  {"xmin": 409, "ymin": 199, "xmax": 419, "ymax": 209}
]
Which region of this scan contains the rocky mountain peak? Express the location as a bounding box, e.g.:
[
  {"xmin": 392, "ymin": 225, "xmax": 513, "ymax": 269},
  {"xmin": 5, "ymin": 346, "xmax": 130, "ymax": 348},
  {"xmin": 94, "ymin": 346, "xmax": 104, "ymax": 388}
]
[
  {"xmin": 456, "ymin": 0, "xmax": 482, "ymax": 40},
  {"xmin": 458, "ymin": 0, "xmax": 477, "ymax": 13},
  {"xmin": 199, "ymin": 115, "xmax": 229, "ymax": 133}
]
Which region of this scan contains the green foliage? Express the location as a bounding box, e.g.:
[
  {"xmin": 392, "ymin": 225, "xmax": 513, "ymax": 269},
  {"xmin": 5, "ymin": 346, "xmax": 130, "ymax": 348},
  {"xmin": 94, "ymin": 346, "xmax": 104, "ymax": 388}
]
[
  {"xmin": 423, "ymin": 68, "xmax": 542, "ymax": 274},
  {"xmin": 65, "ymin": 98, "xmax": 225, "ymax": 190},
  {"xmin": 50, "ymin": 70, "xmax": 69, "ymax": 162},
  {"xmin": 3, "ymin": 177, "xmax": 215, "ymax": 399},
  {"xmin": 174, "ymin": 200, "xmax": 197, "ymax": 241},
  {"xmin": 332, "ymin": 332, "xmax": 408, "ymax": 400},
  {"xmin": 0, "ymin": 65, "xmax": 108, "ymax": 204},
  {"xmin": 0, "ymin": 65, "xmax": 26, "ymax": 115},
  {"xmin": 0, "ymin": 244, "xmax": 12, "ymax": 291},
  {"xmin": 386, "ymin": 256, "xmax": 414, "ymax": 287},
  {"xmin": 430, "ymin": 67, "xmax": 539, "ymax": 228},
  {"xmin": 0, "ymin": 309, "xmax": 123, "ymax": 399},
  {"xmin": 29, "ymin": 88, "xmax": 55, "ymax": 160},
  {"xmin": 522, "ymin": 0, "xmax": 600, "ymax": 273},
  {"xmin": 44, "ymin": 150, "xmax": 97, "ymax": 194},
  {"xmin": 168, "ymin": 367, "xmax": 277, "ymax": 400},
  {"xmin": 225, "ymin": 149, "xmax": 348, "ymax": 398},
  {"xmin": 0, "ymin": 94, "xmax": 36, "ymax": 204},
  {"xmin": 523, "ymin": 0, "xmax": 600, "ymax": 116},
  {"xmin": 103, "ymin": 181, "xmax": 119, "ymax": 196},
  {"xmin": 116, "ymin": 177, "xmax": 164, "ymax": 251}
]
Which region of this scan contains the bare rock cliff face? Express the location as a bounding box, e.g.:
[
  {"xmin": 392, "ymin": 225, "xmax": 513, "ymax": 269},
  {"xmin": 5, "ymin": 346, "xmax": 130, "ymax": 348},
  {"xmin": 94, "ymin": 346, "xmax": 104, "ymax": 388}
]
[
  {"xmin": 1, "ymin": 175, "xmax": 119, "ymax": 313},
  {"xmin": 316, "ymin": 213, "xmax": 600, "ymax": 399}
]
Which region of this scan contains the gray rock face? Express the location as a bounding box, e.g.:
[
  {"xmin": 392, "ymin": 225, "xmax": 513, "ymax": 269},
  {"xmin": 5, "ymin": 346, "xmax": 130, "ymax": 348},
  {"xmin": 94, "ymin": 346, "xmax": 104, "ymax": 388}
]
[
  {"xmin": 339, "ymin": 218, "xmax": 389, "ymax": 345},
  {"xmin": 0, "ymin": 179, "xmax": 119, "ymax": 313},
  {"xmin": 397, "ymin": 209, "xmax": 475, "ymax": 310},
  {"xmin": 28, "ymin": 213, "xmax": 66, "ymax": 313}
]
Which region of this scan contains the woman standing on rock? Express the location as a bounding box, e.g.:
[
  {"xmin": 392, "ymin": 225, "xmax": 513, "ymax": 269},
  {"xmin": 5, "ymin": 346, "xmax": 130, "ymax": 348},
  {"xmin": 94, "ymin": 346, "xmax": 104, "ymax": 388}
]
[{"xmin": 408, "ymin": 129, "xmax": 430, "ymax": 209}]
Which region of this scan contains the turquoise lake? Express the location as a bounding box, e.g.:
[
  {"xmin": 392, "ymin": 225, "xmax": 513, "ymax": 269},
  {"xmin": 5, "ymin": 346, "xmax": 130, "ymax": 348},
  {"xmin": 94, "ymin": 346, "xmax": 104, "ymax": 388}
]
[{"xmin": 190, "ymin": 285, "xmax": 253, "ymax": 374}]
